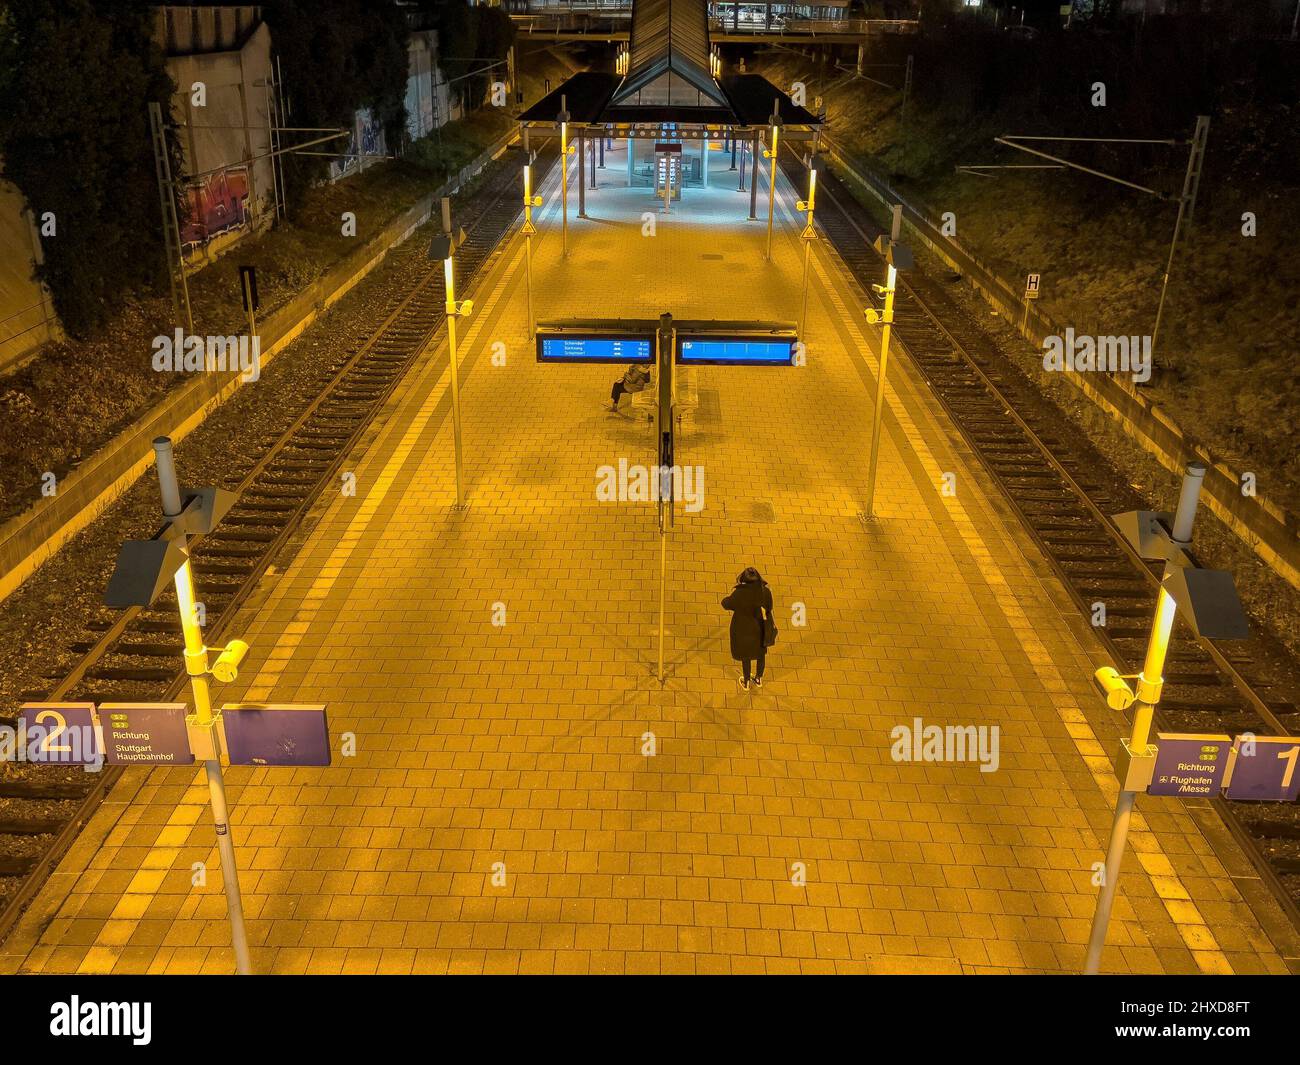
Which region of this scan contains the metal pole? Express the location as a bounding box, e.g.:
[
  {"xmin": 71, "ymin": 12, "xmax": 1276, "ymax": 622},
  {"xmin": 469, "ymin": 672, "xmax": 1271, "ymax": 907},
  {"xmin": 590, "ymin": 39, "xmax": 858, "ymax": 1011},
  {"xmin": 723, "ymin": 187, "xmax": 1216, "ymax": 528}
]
[
  {"xmin": 749, "ymin": 133, "xmax": 759, "ymax": 218},
  {"xmin": 656, "ymin": 314, "xmax": 673, "ymax": 684},
  {"xmin": 523, "ymin": 164, "xmax": 538, "ymax": 339},
  {"xmin": 242, "ymin": 273, "xmax": 257, "ymax": 354},
  {"xmin": 657, "ymin": 521, "xmax": 667, "ymax": 684},
  {"xmin": 153, "ymin": 438, "xmax": 251, "ymax": 976},
  {"xmin": 1150, "ymin": 194, "xmax": 1186, "ymax": 365},
  {"xmin": 1083, "ymin": 462, "xmax": 1206, "ymax": 974},
  {"xmin": 579, "ymin": 131, "xmax": 587, "ymax": 217},
  {"xmin": 800, "ymin": 239, "xmax": 812, "ymax": 336},
  {"xmin": 902, "ymin": 54, "xmax": 913, "ymax": 126},
  {"xmin": 798, "ymin": 169, "xmax": 817, "ymax": 338},
  {"xmin": 765, "ymin": 124, "xmax": 780, "ymax": 261},
  {"xmin": 148, "ymin": 102, "xmax": 194, "ymax": 335},
  {"xmin": 730, "ymin": 129, "xmax": 738, "ymax": 170},
  {"xmin": 443, "ymin": 257, "xmax": 466, "ymax": 507},
  {"xmin": 1151, "ymin": 117, "xmax": 1208, "ymax": 362},
  {"xmin": 561, "ymin": 118, "xmax": 570, "ymax": 257},
  {"xmin": 863, "ymin": 265, "xmax": 897, "ymax": 519}
]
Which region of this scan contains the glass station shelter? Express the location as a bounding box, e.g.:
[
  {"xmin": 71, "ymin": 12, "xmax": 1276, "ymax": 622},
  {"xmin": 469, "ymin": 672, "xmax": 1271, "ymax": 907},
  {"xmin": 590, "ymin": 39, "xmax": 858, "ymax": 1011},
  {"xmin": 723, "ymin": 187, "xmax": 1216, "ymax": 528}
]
[{"xmin": 518, "ymin": 0, "xmax": 821, "ymax": 203}]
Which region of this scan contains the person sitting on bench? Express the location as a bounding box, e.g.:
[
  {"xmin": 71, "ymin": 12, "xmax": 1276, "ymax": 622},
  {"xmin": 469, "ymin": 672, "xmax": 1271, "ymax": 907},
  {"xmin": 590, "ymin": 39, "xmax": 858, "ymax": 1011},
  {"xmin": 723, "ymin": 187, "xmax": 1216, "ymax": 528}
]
[{"xmin": 610, "ymin": 363, "xmax": 651, "ymax": 411}]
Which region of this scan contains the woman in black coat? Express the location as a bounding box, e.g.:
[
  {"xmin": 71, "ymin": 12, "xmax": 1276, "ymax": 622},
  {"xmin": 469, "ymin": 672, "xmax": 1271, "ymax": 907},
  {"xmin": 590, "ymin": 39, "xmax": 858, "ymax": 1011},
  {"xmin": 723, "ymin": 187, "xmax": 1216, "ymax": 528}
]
[{"xmin": 721, "ymin": 567, "xmax": 774, "ymax": 690}]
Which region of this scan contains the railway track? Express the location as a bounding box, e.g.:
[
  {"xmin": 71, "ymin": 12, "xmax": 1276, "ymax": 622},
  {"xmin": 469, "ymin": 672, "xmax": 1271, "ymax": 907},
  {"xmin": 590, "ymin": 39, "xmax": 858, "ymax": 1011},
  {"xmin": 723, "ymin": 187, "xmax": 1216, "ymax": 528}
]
[
  {"xmin": 789, "ymin": 145, "xmax": 1300, "ymax": 923},
  {"xmin": 0, "ymin": 140, "xmax": 557, "ymax": 942}
]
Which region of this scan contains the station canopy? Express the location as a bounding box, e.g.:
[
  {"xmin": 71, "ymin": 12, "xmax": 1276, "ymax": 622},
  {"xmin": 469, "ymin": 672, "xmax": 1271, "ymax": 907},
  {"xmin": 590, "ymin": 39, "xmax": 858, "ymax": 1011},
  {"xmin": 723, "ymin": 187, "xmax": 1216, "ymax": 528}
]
[{"xmin": 517, "ymin": 0, "xmax": 821, "ymax": 135}]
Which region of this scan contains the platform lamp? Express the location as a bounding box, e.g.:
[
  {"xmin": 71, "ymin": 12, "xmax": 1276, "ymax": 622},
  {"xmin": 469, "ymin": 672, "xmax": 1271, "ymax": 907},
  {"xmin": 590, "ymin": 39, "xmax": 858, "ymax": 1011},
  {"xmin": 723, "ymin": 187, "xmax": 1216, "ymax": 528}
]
[
  {"xmin": 1083, "ymin": 465, "xmax": 1249, "ymax": 974},
  {"xmin": 104, "ymin": 437, "xmax": 252, "ymax": 974},
  {"xmin": 763, "ymin": 103, "xmax": 783, "ymax": 261},
  {"xmin": 522, "ymin": 164, "xmax": 543, "ymax": 339},
  {"xmin": 796, "ymin": 163, "xmax": 817, "ymax": 338},
  {"xmin": 557, "ymin": 96, "xmax": 574, "ymax": 257},
  {"xmin": 861, "ymin": 234, "xmax": 913, "ymax": 520},
  {"xmin": 429, "ymin": 229, "xmax": 472, "ymax": 507}
]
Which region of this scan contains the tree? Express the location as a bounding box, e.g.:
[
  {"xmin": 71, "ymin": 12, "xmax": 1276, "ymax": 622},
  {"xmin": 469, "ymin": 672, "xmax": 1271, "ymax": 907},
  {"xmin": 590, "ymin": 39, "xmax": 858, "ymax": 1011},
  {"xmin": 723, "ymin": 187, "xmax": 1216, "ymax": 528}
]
[
  {"xmin": 423, "ymin": 0, "xmax": 516, "ymax": 113},
  {"xmin": 263, "ymin": 0, "xmax": 410, "ymax": 213},
  {"xmin": 0, "ymin": 0, "xmax": 182, "ymax": 337}
]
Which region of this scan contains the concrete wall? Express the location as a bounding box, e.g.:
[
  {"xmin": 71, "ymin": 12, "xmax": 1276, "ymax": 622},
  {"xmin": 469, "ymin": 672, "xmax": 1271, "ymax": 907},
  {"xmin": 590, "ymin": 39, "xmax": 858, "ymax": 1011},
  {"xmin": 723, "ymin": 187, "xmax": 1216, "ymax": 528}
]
[
  {"xmin": 163, "ymin": 20, "xmax": 276, "ymax": 265},
  {"xmin": 0, "ymin": 168, "xmax": 60, "ymax": 374},
  {"xmin": 406, "ymin": 30, "xmax": 464, "ymax": 146}
]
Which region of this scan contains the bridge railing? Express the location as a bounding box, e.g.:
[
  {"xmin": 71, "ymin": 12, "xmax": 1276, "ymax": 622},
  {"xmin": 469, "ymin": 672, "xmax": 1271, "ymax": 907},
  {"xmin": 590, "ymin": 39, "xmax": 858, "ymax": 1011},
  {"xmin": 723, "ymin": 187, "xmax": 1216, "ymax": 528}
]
[{"xmin": 507, "ymin": 8, "xmax": 917, "ymax": 38}]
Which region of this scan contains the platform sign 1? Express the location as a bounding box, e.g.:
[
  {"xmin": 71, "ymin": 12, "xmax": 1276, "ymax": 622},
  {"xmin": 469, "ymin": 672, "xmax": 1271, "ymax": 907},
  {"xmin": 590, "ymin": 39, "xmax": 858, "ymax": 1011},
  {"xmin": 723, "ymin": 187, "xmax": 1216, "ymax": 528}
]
[
  {"xmin": 16, "ymin": 703, "xmax": 100, "ymax": 765},
  {"xmin": 536, "ymin": 332, "xmax": 653, "ymax": 363},
  {"xmin": 220, "ymin": 703, "xmax": 331, "ymax": 767},
  {"xmin": 98, "ymin": 703, "xmax": 195, "ymax": 766},
  {"xmin": 1223, "ymin": 735, "xmax": 1300, "ymax": 802},
  {"xmin": 1024, "ymin": 273, "xmax": 1041, "ymax": 299},
  {"xmin": 1147, "ymin": 732, "xmax": 1231, "ymax": 797},
  {"xmin": 676, "ymin": 335, "xmax": 797, "ymax": 365}
]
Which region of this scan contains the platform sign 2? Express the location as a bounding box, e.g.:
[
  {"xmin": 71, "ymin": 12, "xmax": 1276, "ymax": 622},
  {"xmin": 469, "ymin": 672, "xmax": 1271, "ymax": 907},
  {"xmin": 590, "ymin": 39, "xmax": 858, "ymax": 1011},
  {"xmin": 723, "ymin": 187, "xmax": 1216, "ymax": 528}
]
[
  {"xmin": 220, "ymin": 704, "xmax": 331, "ymax": 767},
  {"xmin": 1223, "ymin": 735, "xmax": 1300, "ymax": 802},
  {"xmin": 99, "ymin": 703, "xmax": 195, "ymax": 766},
  {"xmin": 16, "ymin": 703, "xmax": 100, "ymax": 765},
  {"xmin": 1147, "ymin": 733, "xmax": 1231, "ymax": 797},
  {"xmin": 1024, "ymin": 273, "xmax": 1041, "ymax": 300}
]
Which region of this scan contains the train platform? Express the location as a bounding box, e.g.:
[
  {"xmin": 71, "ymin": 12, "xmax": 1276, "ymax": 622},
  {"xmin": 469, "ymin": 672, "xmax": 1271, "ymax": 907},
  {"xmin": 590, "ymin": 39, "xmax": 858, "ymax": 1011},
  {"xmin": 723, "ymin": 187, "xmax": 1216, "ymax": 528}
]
[{"xmin": 3, "ymin": 144, "xmax": 1293, "ymax": 975}]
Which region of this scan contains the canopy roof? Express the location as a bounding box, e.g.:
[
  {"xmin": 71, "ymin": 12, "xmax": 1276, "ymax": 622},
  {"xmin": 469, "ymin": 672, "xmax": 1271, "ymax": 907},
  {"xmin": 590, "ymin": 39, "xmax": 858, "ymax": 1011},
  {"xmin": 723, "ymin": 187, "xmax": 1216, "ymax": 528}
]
[
  {"xmin": 516, "ymin": 0, "xmax": 820, "ymax": 130},
  {"xmin": 518, "ymin": 72, "xmax": 820, "ymax": 131},
  {"xmin": 611, "ymin": 0, "xmax": 725, "ymax": 108}
]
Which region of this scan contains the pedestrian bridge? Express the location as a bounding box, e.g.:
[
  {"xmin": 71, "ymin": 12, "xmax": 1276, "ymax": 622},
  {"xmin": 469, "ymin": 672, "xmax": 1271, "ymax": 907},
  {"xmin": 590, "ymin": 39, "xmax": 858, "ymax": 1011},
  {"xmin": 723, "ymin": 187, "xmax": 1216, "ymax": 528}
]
[{"xmin": 510, "ymin": 9, "xmax": 917, "ymax": 44}]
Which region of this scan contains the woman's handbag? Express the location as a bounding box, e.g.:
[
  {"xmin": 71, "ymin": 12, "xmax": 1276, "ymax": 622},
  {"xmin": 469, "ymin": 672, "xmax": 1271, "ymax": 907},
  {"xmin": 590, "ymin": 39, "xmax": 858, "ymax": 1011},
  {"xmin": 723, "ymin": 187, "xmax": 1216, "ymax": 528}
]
[{"xmin": 762, "ymin": 613, "xmax": 778, "ymax": 648}]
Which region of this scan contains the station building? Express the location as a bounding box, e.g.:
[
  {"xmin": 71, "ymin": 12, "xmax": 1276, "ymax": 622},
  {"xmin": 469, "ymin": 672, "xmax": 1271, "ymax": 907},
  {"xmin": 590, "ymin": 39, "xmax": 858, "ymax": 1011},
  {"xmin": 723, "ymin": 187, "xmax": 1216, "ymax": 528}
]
[{"xmin": 518, "ymin": 0, "xmax": 820, "ymax": 208}]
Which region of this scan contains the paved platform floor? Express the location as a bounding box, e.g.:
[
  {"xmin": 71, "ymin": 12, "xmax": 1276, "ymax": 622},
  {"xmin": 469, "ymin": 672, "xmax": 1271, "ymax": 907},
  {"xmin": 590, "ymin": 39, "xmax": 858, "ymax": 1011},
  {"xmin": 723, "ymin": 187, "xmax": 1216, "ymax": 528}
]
[{"xmin": 5, "ymin": 142, "xmax": 1296, "ymax": 975}]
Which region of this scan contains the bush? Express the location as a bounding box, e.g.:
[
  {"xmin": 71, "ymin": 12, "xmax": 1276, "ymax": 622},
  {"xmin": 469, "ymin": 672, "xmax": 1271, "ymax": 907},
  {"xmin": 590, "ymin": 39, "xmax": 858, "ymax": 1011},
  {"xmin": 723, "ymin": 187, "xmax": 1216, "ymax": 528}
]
[{"xmin": 0, "ymin": 0, "xmax": 182, "ymax": 338}]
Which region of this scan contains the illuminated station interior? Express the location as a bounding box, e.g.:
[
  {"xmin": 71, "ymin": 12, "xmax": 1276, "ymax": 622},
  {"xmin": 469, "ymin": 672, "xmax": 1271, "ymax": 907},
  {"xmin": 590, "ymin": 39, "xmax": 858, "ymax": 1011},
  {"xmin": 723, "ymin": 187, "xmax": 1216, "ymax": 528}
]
[{"xmin": 0, "ymin": 0, "xmax": 1298, "ymax": 995}]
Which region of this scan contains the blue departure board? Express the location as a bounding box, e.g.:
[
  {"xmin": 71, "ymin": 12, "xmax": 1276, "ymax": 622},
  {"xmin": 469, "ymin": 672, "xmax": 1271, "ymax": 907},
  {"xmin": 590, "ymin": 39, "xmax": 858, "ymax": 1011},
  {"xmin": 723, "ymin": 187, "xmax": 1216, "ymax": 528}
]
[
  {"xmin": 676, "ymin": 336, "xmax": 796, "ymax": 365},
  {"xmin": 537, "ymin": 334, "xmax": 654, "ymax": 363}
]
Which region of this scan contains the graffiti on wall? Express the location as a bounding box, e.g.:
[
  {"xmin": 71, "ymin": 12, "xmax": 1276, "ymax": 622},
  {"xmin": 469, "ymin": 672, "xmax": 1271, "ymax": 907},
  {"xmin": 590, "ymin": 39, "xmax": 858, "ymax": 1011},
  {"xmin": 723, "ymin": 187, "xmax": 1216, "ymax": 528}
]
[
  {"xmin": 181, "ymin": 166, "xmax": 251, "ymax": 249},
  {"xmin": 329, "ymin": 109, "xmax": 387, "ymax": 182}
]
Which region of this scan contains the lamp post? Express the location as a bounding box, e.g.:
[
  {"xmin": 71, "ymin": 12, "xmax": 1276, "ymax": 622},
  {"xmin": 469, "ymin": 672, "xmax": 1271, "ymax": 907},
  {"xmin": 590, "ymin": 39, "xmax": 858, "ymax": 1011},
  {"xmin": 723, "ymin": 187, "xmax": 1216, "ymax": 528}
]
[
  {"xmin": 656, "ymin": 313, "xmax": 674, "ymax": 685},
  {"xmin": 1083, "ymin": 462, "xmax": 1249, "ymax": 974},
  {"xmin": 762, "ymin": 107, "xmax": 782, "ymax": 261},
  {"xmin": 862, "ymin": 227, "xmax": 912, "ymax": 520},
  {"xmin": 157, "ymin": 441, "xmax": 251, "ymax": 975},
  {"xmin": 429, "ymin": 231, "xmax": 472, "ymax": 507},
  {"xmin": 558, "ymin": 96, "xmax": 573, "ymax": 258},
  {"xmin": 522, "ymin": 164, "xmax": 542, "ymax": 339},
  {"xmin": 796, "ymin": 166, "xmax": 817, "ymax": 338},
  {"xmin": 104, "ymin": 439, "xmax": 253, "ymax": 974}
]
